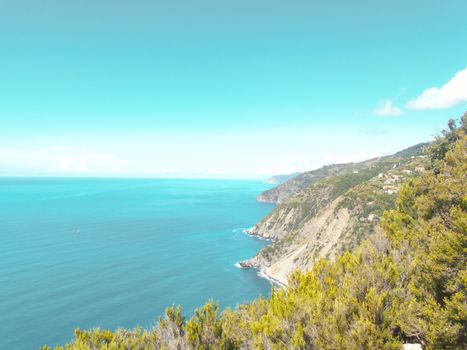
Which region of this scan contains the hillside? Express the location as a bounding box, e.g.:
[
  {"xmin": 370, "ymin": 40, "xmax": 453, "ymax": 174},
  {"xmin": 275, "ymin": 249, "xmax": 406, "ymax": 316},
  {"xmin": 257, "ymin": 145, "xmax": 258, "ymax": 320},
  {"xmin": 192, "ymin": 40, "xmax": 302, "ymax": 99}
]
[
  {"xmin": 243, "ymin": 144, "xmax": 429, "ymax": 284},
  {"xmin": 257, "ymin": 144, "xmax": 427, "ymax": 205},
  {"xmin": 264, "ymin": 172, "xmax": 301, "ymax": 185}
]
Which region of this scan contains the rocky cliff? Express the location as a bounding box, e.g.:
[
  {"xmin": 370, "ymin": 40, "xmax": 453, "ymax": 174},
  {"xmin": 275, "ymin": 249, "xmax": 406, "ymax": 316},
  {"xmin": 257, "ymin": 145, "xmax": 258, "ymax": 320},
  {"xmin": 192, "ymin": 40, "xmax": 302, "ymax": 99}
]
[{"xmin": 243, "ymin": 143, "xmax": 429, "ymax": 285}]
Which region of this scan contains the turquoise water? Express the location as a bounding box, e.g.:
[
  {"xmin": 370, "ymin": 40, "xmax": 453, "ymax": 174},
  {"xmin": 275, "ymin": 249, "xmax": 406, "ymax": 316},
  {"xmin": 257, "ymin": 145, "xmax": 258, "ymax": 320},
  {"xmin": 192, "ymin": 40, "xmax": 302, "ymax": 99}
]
[{"xmin": 0, "ymin": 178, "xmax": 274, "ymax": 349}]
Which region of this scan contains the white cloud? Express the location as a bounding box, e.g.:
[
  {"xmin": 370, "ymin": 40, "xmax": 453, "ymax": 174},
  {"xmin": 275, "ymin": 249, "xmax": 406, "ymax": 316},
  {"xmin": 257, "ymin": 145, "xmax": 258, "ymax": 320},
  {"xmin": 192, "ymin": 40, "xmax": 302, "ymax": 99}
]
[
  {"xmin": 373, "ymin": 99, "xmax": 402, "ymax": 116},
  {"xmin": 0, "ymin": 147, "xmax": 128, "ymax": 175},
  {"xmin": 406, "ymin": 67, "xmax": 467, "ymax": 110}
]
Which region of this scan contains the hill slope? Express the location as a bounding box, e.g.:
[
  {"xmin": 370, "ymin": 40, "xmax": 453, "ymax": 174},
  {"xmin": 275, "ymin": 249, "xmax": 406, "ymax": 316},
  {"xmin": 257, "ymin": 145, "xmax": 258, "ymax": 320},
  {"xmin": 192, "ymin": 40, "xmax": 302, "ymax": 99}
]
[
  {"xmin": 243, "ymin": 144, "xmax": 429, "ymax": 284},
  {"xmin": 264, "ymin": 172, "xmax": 301, "ymax": 185}
]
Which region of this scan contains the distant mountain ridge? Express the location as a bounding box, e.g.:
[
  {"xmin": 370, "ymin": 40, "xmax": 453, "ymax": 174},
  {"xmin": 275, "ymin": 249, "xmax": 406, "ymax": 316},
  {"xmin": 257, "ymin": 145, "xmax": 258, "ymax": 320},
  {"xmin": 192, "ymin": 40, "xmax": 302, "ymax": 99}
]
[
  {"xmin": 244, "ymin": 143, "xmax": 429, "ymax": 284},
  {"xmin": 264, "ymin": 172, "xmax": 300, "ymax": 185}
]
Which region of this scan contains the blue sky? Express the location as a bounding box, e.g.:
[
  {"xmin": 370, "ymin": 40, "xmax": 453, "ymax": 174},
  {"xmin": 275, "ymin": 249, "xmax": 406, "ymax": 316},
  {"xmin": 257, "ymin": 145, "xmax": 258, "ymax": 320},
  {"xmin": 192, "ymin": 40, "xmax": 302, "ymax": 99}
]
[{"xmin": 1, "ymin": 0, "xmax": 466, "ymax": 178}]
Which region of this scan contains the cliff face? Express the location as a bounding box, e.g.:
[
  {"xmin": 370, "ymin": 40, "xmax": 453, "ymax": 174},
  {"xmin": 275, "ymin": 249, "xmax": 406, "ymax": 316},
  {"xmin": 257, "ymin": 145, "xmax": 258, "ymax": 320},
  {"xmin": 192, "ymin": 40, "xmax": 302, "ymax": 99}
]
[{"xmin": 245, "ymin": 143, "xmax": 429, "ymax": 285}]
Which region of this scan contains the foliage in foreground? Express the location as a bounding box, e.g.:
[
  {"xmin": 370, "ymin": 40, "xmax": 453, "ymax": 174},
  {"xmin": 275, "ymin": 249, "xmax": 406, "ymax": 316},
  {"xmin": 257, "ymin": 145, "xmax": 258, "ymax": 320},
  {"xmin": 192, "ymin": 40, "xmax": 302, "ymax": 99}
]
[{"xmin": 44, "ymin": 116, "xmax": 466, "ymax": 350}]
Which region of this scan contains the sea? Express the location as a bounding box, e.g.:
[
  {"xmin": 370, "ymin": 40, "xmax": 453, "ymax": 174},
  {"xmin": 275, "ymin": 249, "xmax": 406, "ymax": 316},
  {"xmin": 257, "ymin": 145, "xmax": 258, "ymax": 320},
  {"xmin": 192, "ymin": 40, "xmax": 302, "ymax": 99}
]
[{"xmin": 0, "ymin": 177, "xmax": 275, "ymax": 349}]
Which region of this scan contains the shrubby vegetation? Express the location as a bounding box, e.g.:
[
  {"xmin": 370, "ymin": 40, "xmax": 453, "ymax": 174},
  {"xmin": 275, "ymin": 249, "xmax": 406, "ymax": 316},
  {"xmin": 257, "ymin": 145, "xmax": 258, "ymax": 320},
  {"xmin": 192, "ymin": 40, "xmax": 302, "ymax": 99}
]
[{"xmin": 44, "ymin": 115, "xmax": 466, "ymax": 350}]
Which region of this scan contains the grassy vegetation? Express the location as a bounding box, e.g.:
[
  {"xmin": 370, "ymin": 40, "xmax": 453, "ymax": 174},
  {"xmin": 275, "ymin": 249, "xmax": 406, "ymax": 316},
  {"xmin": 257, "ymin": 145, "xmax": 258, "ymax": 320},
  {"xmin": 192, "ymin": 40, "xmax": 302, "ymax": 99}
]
[{"xmin": 43, "ymin": 116, "xmax": 466, "ymax": 349}]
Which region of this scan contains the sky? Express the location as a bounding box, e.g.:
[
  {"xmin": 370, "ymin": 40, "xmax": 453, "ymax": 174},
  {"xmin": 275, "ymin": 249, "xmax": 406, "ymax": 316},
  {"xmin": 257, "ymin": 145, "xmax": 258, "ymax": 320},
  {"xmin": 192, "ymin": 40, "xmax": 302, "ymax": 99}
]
[{"xmin": 1, "ymin": 0, "xmax": 467, "ymax": 179}]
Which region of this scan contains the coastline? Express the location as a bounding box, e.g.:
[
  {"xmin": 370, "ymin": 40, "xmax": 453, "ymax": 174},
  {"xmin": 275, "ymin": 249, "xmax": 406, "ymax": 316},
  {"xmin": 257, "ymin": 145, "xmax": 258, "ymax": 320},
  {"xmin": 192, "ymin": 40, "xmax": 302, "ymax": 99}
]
[
  {"xmin": 243, "ymin": 226, "xmax": 276, "ymax": 242},
  {"xmin": 256, "ymin": 267, "xmax": 287, "ymax": 287},
  {"xmin": 235, "ymin": 260, "xmax": 286, "ymax": 288},
  {"xmin": 236, "ymin": 227, "xmax": 288, "ymax": 287}
]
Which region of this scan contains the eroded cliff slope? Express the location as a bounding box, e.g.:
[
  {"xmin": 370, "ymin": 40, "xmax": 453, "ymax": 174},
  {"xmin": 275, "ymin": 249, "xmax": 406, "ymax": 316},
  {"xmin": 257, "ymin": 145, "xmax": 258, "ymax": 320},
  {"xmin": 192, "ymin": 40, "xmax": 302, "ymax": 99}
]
[{"xmin": 244, "ymin": 143, "xmax": 429, "ymax": 285}]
